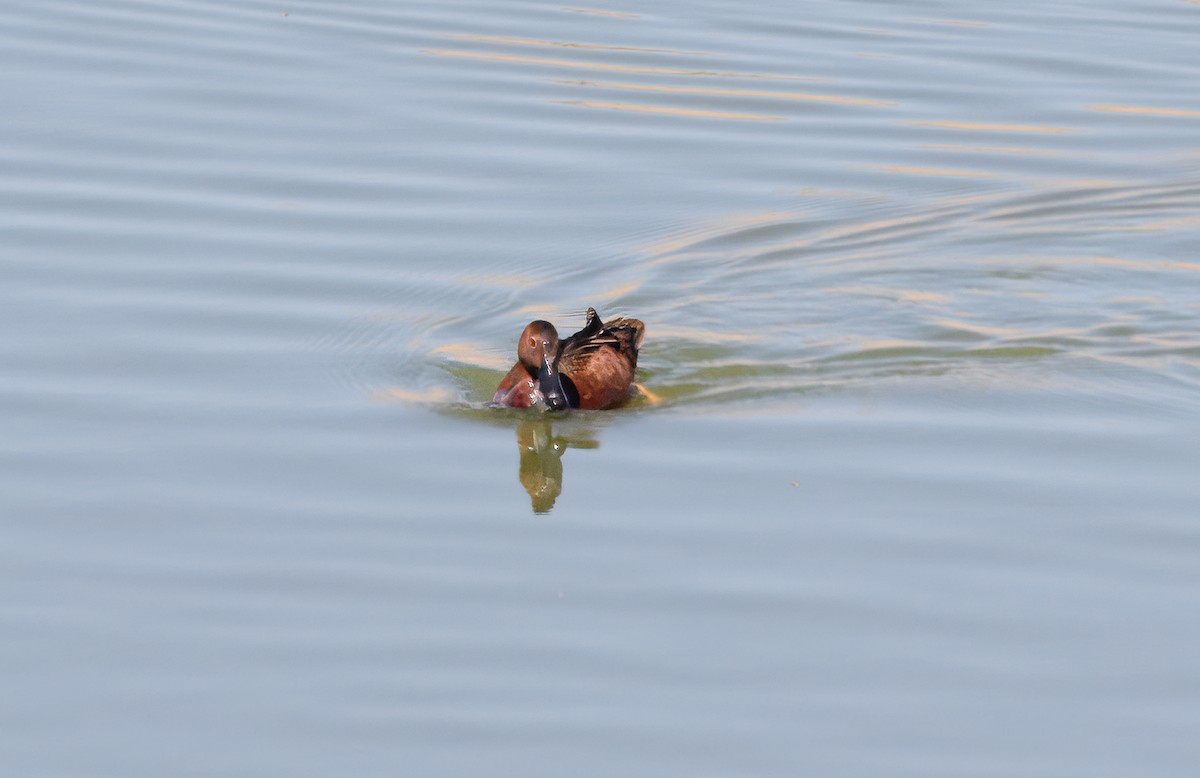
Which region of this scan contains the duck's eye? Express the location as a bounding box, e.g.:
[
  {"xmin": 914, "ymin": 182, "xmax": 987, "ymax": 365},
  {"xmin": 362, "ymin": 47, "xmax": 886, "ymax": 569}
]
[{"xmin": 527, "ymin": 336, "xmax": 538, "ymax": 350}]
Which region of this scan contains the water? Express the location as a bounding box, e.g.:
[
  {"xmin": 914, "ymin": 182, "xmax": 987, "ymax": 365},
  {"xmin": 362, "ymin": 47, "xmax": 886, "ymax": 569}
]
[{"xmin": 3, "ymin": 0, "xmax": 1199, "ymax": 775}]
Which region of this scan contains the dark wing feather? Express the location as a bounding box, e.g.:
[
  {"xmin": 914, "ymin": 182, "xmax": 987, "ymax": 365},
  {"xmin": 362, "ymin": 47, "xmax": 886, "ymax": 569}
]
[
  {"xmin": 558, "ymin": 316, "xmax": 644, "ymax": 373},
  {"xmin": 556, "ymin": 307, "xmax": 603, "ymax": 358},
  {"xmin": 553, "ymin": 308, "xmax": 645, "ymax": 409}
]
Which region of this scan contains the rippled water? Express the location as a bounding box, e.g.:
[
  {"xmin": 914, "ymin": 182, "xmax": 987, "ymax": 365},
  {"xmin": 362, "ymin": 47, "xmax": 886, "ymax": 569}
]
[{"xmin": 3, "ymin": 1, "xmax": 1199, "ymax": 775}]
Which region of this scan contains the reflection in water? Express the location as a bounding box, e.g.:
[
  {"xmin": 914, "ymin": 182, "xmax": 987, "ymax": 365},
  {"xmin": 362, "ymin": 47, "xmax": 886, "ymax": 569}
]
[
  {"xmin": 920, "ymin": 144, "xmax": 1055, "ymax": 155},
  {"xmin": 420, "ymin": 49, "xmax": 825, "ymax": 80},
  {"xmin": 563, "ymin": 6, "xmax": 642, "ymax": 18},
  {"xmin": 1083, "ymin": 104, "xmax": 1200, "ymax": 117},
  {"xmin": 515, "ymin": 418, "xmax": 600, "ymax": 514},
  {"xmin": 444, "ymin": 34, "xmax": 704, "ymax": 56},
  {"xmin": 555, "ymin": 79, "xmax": 896, "ymax": 106},
  {"xmin": 554, "ymin": 99, "xmax": 784, "ymax": 121},
  {"xmin": 909, "ymin": 120, "xmax": 1075, "ymax": 133},
  {"xmin": 872, "ymin": 164, "xmax": 997, "ymax": 178}
]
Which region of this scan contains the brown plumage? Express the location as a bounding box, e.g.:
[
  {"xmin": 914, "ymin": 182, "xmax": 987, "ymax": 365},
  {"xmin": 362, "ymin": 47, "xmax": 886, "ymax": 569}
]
[{"xmin": 492, "ymin": 308, "xmax": 645, "ymax": 410}]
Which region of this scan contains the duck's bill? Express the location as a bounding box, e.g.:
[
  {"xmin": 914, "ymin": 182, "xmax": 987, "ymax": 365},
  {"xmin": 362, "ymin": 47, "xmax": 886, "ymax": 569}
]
[{"xmin": 537, "ymin": 351, "xmax": 569, "ymax": 411}]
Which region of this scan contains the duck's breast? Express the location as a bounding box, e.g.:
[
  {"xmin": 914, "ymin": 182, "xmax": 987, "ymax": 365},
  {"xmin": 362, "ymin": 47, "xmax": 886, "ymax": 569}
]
[{"xmin": 564, "ymin": 348, "xmax": 637, "ymax": 410}]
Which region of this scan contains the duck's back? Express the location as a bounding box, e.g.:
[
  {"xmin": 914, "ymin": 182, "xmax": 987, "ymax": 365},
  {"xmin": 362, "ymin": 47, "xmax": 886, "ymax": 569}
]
[{"xmin": 559, "ymin": 317, "xmax": 644, "ymax": 410}]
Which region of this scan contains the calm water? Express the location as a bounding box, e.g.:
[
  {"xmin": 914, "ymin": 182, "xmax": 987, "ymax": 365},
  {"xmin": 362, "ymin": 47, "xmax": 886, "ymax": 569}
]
[{"xmin": 3, "ymin": 0, "xmax": 1199, "ymax": 775}]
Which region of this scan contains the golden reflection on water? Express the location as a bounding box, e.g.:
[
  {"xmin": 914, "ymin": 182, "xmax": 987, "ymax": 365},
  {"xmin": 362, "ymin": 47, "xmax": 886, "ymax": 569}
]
[
  {"xmin": 921, "ymin": 144, "xmax": 1055, "ymax": 155},
  {"xmin": 972, "ymin": 255, "xmax": 1200, "ymax": 274},
  {"xmin": 563, "ymin": 7, "xmax": 641, "ymax": 18},
  {"xmin": 555, "ymin": 99, "xmax": 784, "ymax": 121},
  {"xmin": 904, "ymin": 17, "xmax": 991, "ymax": 27},
  {"xmin": 641, "ymin": 202, "xmax": 958, "ymax": 268},
  {"xmin": 851, "ymin": 339, "xmax": 924, "ymax": 351},
  {"xmin": 1011, "ymin": 216, "xmax": 1200, "ymax": 234},
  {"xmin": 1108, "ymin": 296, "xmax": 1169, "ymax": 306},
  {"xmin": 1029, "ymin": 178, "xmax": 1120, "ymax": 190},
  {"xmin": 515, "ymin": 303, "xmax": 567, "ymax": 319},
  {"xmin": 855, "ymin": 27, "xmax": 931, "ymax": 38},
  {"xmin": 430, "ymin": 342, "xmax": 511, "ymax": 369},
  {"xmin": 373, "ymin": 386, "xmax": 458, "ymax": 404},
  {"xmin": 935, "ymin": 319, "xmax": 1026, "ymax": 338},
  {"xmin": 595, "ymin": 279, "xmax": 640, "ymax": 301},
  {"xmin": 555, "ymin": 79, "xmax": 895, "ymax": 106},
  {"xmin": 828, "ymin": 286, "xmax": 947, "ymax": 303},
  {"xmin": 1084, "ymin": 105, "xmax": 1200, "ymax": 117},
  {"xmin": 639, "ymin": 211, "xmax": 807, "ymax": 258},
  {"xmin": 444, "ymin": 34, "xmax": 704, "ymax": 56},
  {"xmin": 457, "ymin": 273, "xmax": 541, "ymax": 288},
  {"xmin": 651, "ymin": 325, "xmax": 763, "ymax": 343},
  {"xmin": 911, "ymin": 120, "xmax": 1075, "ymax": 133},
  {"xmin": 420, "ymin": 49, "xmax": 827, "ymax": 80},
  {"xmin": 1067, "ymin": 256, "xmax": 1200, "ymax": 273},
  {"xmin": 872, "ymin": 165, "xmax": 997, "ymax": 178},
  {"xmin": 773, "ymin": 187, "xmax": 890, "ymax": 202}
]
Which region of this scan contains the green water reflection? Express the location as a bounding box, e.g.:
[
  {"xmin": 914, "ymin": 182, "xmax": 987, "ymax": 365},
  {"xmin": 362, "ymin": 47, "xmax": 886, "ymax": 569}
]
[{"xmin": 515, "ymin": 417, "xmax": 603, "ymax": 514}]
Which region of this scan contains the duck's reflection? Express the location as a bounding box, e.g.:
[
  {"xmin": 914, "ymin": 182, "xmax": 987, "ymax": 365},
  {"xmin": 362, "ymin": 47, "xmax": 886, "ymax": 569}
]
[{"xmin": 515, "ymin": 418, "xmax": 601, "ymax": 514}]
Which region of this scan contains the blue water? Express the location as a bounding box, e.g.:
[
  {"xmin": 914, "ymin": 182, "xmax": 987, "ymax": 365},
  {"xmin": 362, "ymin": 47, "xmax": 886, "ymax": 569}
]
[{"xmin": 2, "ymin": 0, "xmax": 1199, "ymax": 775}]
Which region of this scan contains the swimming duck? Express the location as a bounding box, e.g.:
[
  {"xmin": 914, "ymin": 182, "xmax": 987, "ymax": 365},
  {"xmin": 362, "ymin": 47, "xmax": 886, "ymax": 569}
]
[{"xmin": 492, "ymin": 307, "xmax": 645, "ymax": 410}]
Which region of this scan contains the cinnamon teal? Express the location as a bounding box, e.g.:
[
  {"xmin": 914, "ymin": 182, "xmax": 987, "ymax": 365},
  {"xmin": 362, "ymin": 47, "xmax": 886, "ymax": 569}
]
[{"xmin": 492, "ymin": 307, "xmax": 645, "ymax": 410}]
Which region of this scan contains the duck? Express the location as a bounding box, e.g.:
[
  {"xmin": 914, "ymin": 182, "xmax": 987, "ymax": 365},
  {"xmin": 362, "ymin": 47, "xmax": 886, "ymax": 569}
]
[{"xmin": 492, "ymin": 307, "xmax": 645, "ymax": 410}]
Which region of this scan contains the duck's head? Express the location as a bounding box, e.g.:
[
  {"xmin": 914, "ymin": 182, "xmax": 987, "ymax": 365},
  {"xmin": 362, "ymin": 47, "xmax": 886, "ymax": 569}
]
[{"xmin": 517, "ymin": 320, "xmax": 568, "ymax": 411}]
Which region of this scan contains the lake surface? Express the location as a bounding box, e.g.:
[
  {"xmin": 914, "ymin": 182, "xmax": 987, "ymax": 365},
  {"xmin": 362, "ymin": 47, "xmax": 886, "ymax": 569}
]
[{"xmin": 3, "ymin": 0, "xmax": 1199, "ymax": 775}]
